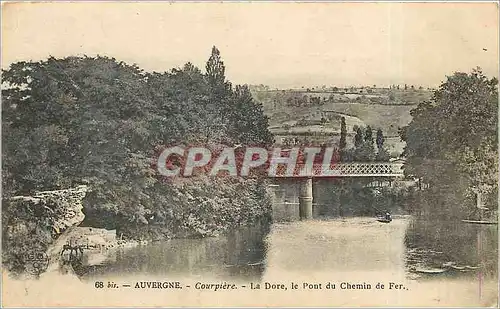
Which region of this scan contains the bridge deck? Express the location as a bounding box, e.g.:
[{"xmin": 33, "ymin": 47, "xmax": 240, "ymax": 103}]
[{"xmin": 270, "ymin": 162, "xmax": 404, "ymax": 178}]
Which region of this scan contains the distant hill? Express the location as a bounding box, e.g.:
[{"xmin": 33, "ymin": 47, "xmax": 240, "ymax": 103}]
[
  {"xmin": 250, "ymin": 87, "xmax": 430, "ymax": 157},
  {"xmin": 319, "ymin": 102, "xmax": 415, "ymax": 136},
  {"xmin": 251, "ymin": 87, "xmax": 429, "ymax": 136}
]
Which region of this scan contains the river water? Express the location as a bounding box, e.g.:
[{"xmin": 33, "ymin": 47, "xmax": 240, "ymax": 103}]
[
  {"xmin": 70, "ymin": 202, "xmax": 498, "ymax": 307},
  {"xmin": 3, "ymin": 191, "xmax": 497, "ymax": 307}
]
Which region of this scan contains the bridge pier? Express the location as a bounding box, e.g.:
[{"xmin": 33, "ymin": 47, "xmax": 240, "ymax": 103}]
[{"xmin": 299, "ymin": 178, "xmax": 313, "ymax": 220}]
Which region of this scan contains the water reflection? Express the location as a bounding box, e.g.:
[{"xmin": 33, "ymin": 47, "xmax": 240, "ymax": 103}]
[
  {"xmin": 404, "ymin": 217, "xmax": 498, "ymax": 279},
  {"xmin": 70, "ymin": 184, "xmax": 498, "ymax": 306},
  {"xmin": 78, "ymin": 220, "xmax": 270, "ymax": 282}
]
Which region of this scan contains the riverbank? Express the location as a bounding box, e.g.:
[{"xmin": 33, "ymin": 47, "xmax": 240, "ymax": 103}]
[{"xmin": 2, "ymin": 176, "xmax": 274, "ymax": 275}]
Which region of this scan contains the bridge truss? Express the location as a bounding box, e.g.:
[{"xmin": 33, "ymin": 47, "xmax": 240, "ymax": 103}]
[{"xmin": 271, "ymin": 162, "xmax": 404, "ymax": 178}]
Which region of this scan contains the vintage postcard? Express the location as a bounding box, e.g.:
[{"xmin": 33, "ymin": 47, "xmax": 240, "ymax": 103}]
[{"xmin": 1, "ymin": 1, "xmax": 499, "ymax": 307}]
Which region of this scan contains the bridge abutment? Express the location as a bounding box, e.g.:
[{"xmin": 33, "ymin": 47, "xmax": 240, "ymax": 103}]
[{"xmin": 299, "ymin": 178, "xmax": 313, "ymax": 220}]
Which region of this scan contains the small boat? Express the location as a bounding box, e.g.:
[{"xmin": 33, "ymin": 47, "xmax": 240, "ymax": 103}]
[
  {"xmin": 461, "ymin": 220, "xmax": 498, "ymax": 225},
  {"xmin": 411, "ymin": 267, "xmax": 447, "ymax": 274},
  {"xmin": 376, "ymin": 216, "xmax": 392, "ymax": 223}
]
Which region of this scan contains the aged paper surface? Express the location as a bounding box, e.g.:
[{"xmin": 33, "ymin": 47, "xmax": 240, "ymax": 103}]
[{"xmin": 1, "ymin": 1, "xmax": 499, "ymax": 307}]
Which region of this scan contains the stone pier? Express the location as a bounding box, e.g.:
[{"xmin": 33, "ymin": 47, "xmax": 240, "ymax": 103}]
[{"xmin": 299, "ymin": 178, "xmax": 313, "ymax": 220}]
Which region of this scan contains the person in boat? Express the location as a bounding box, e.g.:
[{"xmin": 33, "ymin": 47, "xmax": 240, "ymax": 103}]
[{"xmin": 385, "ymin": 212, "xmax": 392, "ymax": 221}]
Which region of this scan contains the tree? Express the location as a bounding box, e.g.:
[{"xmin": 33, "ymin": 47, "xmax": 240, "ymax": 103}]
[
  {"xmin": 205, "ymin": 46, "xmax": 229, "ymax": 93},
  {"xmin": 232, "ymin": 84, "xmax": 273, "ymax": 146},
  {"xmin": 354, "ymin": 127, "xmax": 364, "ymax": 148},
  {"xmin": 203, "ymin": 46, "xmax": 234, "ymax": 143},
  {"xmin": 339, "ymin": 117, "xmax": 347, "ymax": 150},
  {"xmin": 375, "ymin": 148, "xmax": 391, "ymax": 162},
  {"xmin": 375, "ymin": 129, "xmax": 390, "ymax": 162},
  {"xmin": 351, "ymin": 125, "xmax": 375, "ymax": 162},
  {"xmin": 376, "ymin": 128, "xmax": 385, "ymax": 150},
  {"xmin": 351, "ymin": 125, "xmax": 375, "ymax": 161},
  {"xmin": 354, "ymin": 143, "xmax": 376, "ymax": 162},
  {"xmin": 402, "ymin": 68, "xmax": 498, "ymax": 216},
  {"xmin": 364, "ymin": 125, "xmax": 373, "ymax": 143}
]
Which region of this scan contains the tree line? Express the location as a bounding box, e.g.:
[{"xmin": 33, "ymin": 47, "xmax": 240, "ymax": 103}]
[
  {"xmin": 2, "ymin": 46, "xmax": 274, "ymax": 249},
  {"xmin": 338, "ymin": 117, "xmax": 391, "ymax": 162}
]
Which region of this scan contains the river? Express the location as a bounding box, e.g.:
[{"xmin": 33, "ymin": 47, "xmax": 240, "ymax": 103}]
[
  {"xmin": 3, "ymin": 200, "xmax": 497, "ymax": 307},
  {"xmin": 70, "ymin": 212, "xmax": 497, "ymax": 307}
]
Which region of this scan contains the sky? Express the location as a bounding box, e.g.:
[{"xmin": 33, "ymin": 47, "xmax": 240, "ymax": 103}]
[{"xmin": 2, "ymin": 2, "xmax": 499, "ymax": 88}]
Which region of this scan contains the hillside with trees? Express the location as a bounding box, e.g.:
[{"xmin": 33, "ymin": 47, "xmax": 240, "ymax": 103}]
[{"xmin": 251, "ymin": 86, "xmax": 432, "ymax": 137}]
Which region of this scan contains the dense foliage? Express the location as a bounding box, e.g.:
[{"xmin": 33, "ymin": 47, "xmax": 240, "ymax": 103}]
[
  {"xmin": 400, "ymin": 68, "xmax": 498, "ymax": 218},
  {"xmin": 2, "ymin": 47, "xmax": 274, "ymax": 241}
]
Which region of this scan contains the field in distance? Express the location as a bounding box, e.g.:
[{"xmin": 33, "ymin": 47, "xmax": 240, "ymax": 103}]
[{"xmin": 251, "ymin": 86, "xmax": 432, "ymax": 137}]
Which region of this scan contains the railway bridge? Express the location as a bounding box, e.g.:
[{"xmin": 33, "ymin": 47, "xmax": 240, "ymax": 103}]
[{"xmin": 269, "ymin": 162, "xmax": 405, "ymax": 219}]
